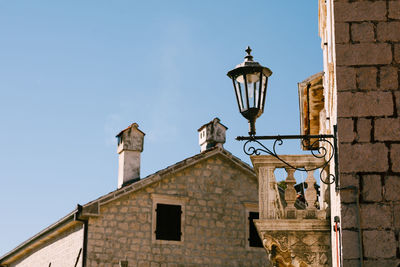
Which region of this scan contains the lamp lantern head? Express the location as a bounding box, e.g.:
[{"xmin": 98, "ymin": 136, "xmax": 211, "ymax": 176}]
[{"xmin": 227, "ymin": 46, "xmax": 272, "ymax": 136}]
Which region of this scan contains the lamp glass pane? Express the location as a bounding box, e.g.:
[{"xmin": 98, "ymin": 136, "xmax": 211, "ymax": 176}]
[
  {"xmin": 234, "ymin": 80, "xmax": 244, "ymax": 111},
  {"xmin": 235, "ymin": 80, "xmax": 247, "ymax": 111},
  {"xmin": 260, "ymin": 75, "xmax": 268, "ymax": 111},
  {"xmin": 245, "ymin": 73, "xmax": 261, "ymax": 109}
]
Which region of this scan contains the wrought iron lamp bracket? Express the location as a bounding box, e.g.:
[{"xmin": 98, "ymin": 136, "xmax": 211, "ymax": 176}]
[{"xmin": 236, "ymin": 125, "xmax": 339, "ymax": 190}]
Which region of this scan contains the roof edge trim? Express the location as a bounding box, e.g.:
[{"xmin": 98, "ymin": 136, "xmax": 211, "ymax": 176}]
[{"xmin": 0, "ymin": 206, "xmax": 82, "ymax": 264}]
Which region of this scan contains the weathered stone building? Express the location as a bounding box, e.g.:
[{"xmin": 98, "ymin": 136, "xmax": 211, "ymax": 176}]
[
  {"xmin": 0, "ymin": 119, "xmax": 270, "ymax": 267},
  {"xmin": 2, "ymin": 1, "xmax": 400, "ymax": 266}
]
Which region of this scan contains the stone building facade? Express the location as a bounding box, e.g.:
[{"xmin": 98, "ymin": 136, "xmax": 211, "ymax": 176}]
[
  {"xmin": 85, "ymin": 147, "xmax": 268, "ymax": 266},
  {"xmin": 318, "ymin": 0, "xmax": 400, "ymax": 266},
  {"xmin": 0, "ymin": 119, "xmax": 270, "ymax": 267}
]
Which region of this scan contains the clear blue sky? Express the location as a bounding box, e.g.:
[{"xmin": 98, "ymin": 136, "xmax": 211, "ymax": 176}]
[{"xmin": 0, "ymin": 1, "xmax": 322, "ymax": 255}]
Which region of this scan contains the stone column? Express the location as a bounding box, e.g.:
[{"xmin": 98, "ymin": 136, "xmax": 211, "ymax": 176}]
[{"xmin": 258, "ymin": 166, "xmax": 278, "ymax": 219}]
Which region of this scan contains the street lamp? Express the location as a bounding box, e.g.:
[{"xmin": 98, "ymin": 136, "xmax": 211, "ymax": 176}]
[
  {"xmin": 227, "ymin": 47, "xmax": 339, "ymax": 189},
  {"xmin": 227, "ymin": 46, "xmax": 272, "ymax": 136}
]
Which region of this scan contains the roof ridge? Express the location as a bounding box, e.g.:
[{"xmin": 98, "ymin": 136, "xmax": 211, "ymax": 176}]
[{"xmin": 82, "ymin": 147, "xmax": 255, "ymax": 209}]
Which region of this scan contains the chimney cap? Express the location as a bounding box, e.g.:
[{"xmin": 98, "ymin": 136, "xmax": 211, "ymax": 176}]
[
  {"xmin": 198, "ymin": 118, "xmax": 227, "ymax": 152},
  {"xmin": 197, "ymin": 117, "xmax": 228, "ymax": 132},
  {"xmin": 116, "ymin": 123, "xmax": 145, "ymax": 138}
]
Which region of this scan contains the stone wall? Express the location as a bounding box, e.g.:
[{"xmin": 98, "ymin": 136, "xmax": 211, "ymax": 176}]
[
  {"xmin": 334, "ymin": 0, "xmax": 400, "ymax": 265},
  {"xmin": 86, "ymin": 154, "xmax": 270, "ymax": 266},
  {"xmin": 9, "ymin": 223, "xmax": 84, "ymax": 267}
]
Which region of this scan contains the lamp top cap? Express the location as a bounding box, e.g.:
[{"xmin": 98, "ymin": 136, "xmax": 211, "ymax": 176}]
[{"xmin": 226, "ymin": 47, "xmax": 272, "ymax": 78}]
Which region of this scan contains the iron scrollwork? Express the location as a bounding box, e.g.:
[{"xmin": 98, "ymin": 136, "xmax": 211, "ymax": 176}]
[{"xmin": 236, "ymin": 126, "xmax": 339, "ymax": 188}]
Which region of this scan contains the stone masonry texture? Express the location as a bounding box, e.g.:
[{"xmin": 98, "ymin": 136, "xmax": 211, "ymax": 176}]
[
  {"xmin": 9, "ymin": 224, "xmax": 84, "ymax": 267},
  {"xmin": 85, "ymin": 154, "xmax": 270, "ymax": 267},
  {"xmin": 335, "ymin": 0, "xmax": 400, "ymax": 265}
]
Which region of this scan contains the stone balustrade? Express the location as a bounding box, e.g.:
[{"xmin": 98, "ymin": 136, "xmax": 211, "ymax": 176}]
[
  {"xmin": 252, "ymin": 155, "xmax": 327, "ymax": 221},
  {"xmin": 251, "ymin": 154, "xmax": 331, "ymax": 267}
]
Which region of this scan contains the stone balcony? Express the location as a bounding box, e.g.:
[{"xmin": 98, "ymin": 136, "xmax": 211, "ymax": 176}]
[{"xmin": 251, "ymin": 155, "xmax": 331, "ymax": 267}]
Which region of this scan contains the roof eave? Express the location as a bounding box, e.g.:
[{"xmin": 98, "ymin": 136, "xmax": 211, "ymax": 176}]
[{"xmin": 0, "ymin": 207, "xmax": 82, "ymax": 265}]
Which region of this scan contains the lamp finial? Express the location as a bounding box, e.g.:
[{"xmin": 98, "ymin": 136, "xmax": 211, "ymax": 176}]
[{"xmin": 244, "ymin": 46, "xmax": 253, "ymax": 62}]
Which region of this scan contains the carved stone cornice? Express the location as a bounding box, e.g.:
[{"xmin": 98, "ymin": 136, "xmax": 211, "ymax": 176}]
[{"xmin": 255, "ymin": 219, "xmax": 330, "ymax": 267}]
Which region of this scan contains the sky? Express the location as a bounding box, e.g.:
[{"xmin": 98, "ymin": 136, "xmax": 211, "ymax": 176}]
[{"xmin": 0, "ymin": 1, "xmax": 322, "ymax": 256}]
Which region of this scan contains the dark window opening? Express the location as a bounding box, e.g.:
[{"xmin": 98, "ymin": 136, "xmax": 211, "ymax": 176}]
[
  {"xmin": 155, "ymin": 203, "xmax": 182, "ymax": 241},
  {"xmin": 248, "ymin": 211, "xmax": 263, "ymax": 247}
]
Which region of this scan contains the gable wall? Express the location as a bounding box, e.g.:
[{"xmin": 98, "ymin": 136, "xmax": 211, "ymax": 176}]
[
  {"xmin": 86, "ymin": 155, "xmax": 270, "ymax": 266},
  {"xmin": 8, "ymin": 223, "xmax": 84, "ymax": 267}
]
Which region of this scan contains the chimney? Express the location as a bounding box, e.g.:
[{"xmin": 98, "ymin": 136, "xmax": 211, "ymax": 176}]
[
  {"xmin": 198, "ymin": 118, "xmax": 227, "ymax": 152},
  {"xmin": 116, "ymin": 123, "xmax": 145, "ymax": 188}
]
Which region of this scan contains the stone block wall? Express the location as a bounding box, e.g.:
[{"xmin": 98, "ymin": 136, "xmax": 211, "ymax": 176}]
[
  {"xmin": 86, "ymin": 154, "xmax": 270, "ymax": 266},
  {"xmin": 9, "ymin": 223, "xmax": 84, "ymax": 267},
  {"xmin": 334, "ymin": 0, "xmax": 400, "ymax": 265}
]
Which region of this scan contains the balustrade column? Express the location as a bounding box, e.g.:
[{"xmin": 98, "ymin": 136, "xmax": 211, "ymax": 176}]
[
  {"xmin": 305, "ymin": 170, "xmax": 317, "ymax": 210},
  {"xmin": 284, "ymin": 168, "xmax": 297, "ymax": 219}
]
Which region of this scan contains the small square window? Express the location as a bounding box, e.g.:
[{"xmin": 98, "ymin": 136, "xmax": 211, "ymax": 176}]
[
  {"xmin": 151, "ymin": 194, "xmax": 186, "ymax": 244},
  {"xmin": 248, "ymin": 211, "xmax": 263, "ymax": 247},
  {"xmin": 155, "ymin": 203, "xmax": 182, "ymax": 241}
]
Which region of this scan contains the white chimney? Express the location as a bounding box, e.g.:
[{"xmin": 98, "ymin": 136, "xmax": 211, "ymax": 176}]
[
  {"xmin": 198, "ymin": 118, "xmax": 227, "ymax": 152},
  {"xmin": 116, "ymin": 123, "xmax": 145, "ymax": 188}
]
